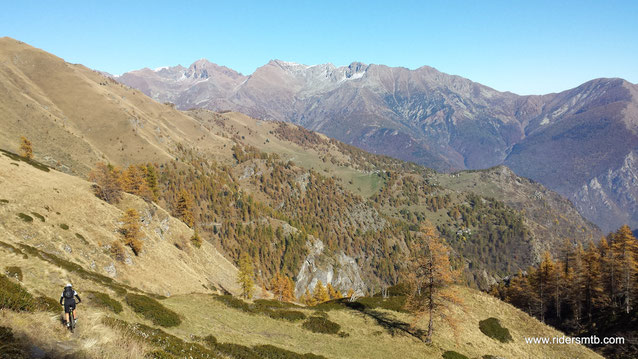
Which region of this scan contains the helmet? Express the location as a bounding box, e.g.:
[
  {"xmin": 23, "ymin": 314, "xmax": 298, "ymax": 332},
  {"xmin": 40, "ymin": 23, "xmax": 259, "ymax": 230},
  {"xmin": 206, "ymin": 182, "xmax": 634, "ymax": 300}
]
[{"xmin": 65, "ymin": 283, "xmax": 72, "ymax": 287}]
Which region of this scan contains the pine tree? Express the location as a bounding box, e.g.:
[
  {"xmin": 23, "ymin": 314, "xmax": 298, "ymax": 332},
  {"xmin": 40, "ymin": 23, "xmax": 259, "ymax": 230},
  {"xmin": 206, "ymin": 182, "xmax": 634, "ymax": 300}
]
[
  {"xmin": 406, "ymin": 224, "xmax": 461, "ymax": 343},
  {"xmin": 121, "ymin": 208, "xmax": 143, "ymax": 255},
  {"xmin": 19, "ymin": 136, "xmax": 33, "ymax": 159},
  {"xmin": 237, "ymin": 253, "xmax": 255, "ymax": 299},
  {"xmin": 346, "ymin": 288, "xmax": 355, "ymax": 299},
  {"xmin": 611, "ymin": 225, "xmax": 638, "ymax": 314}
]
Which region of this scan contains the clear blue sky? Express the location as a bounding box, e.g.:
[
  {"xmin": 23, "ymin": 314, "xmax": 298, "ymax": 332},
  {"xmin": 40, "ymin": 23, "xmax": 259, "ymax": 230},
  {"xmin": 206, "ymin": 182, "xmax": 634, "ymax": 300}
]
[{"xmin": 2, "ymin": 0, "xmax": 637, "ymax": 95}]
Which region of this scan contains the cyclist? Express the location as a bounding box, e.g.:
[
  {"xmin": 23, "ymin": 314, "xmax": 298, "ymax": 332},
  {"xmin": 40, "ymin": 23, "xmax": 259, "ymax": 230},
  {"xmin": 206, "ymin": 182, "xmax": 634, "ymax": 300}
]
[{"xmin": 59, "ymin": 283, "xmax": 81, "ymax": 328}]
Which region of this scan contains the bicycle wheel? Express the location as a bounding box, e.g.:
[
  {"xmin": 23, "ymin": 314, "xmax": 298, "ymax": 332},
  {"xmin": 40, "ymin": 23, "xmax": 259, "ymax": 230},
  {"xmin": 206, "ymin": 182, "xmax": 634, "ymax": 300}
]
[{"xmin": 69, "ymin": 313, "xmax": 75, "ymax": 333}]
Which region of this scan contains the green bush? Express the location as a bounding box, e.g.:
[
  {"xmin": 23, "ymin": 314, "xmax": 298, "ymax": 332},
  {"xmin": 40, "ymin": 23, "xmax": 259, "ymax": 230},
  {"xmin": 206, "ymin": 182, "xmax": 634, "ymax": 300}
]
[
  {"xmin": 125, "ymin": 293, "xmax": 181, "ymax": 327},
  {"xmin": 302, "ymin": 316, "xmax": 341, "ymax": 335},
  {"xmin": 213, "ymin": 295, "xmax": 305, "ymax": 322},
  {"xmin": 30, "ymin": 212, "xmax": 45, "ymax": 222},
  {"xmin": 17, "ymin": 213, "xmax": 33, "ymax": 222},
  {"xmin": 442, "ymin": 351, "xmax": 469, "ymax": 359},
  {"xmin": 33, "ymin": 296, "xmax": 60, "ymax": 313},
  {"xmin": 87, "ymin": 291, "xmax": 123, "ymax": 313},
  {"xmin": 268, "ymin": 310, "xmax": 306, "ymax": 322},
  {"xmin": 253, "ymin": 344, "xmax": 327, "ymax": 359},
  {"xmin": 4, "ymin": 266, "xmax": 23, "ymax": 281},
  {"xmin": 59, "ymin": 223, "xmax": 69, "ymax": 230},
  {"xmin": 479, "ymin": 317, "xmax": 513, "ymax": 343},
  {"xmin": 75, "ymin": 233, "xmax": 89, "ymax": 244},
  {"xmin": 104, "ymin": 318, "xmax": 213, "ymax": 358},
  {"xmin": 0, "ymin": 326, "xmax": 27, "ymax": 359},
  {"xmin": 0, "ymin": 274, "xmax": 34, "ymax": 311},
  {"xmin": 0, "ymin": 199, "xmax": 9, "ymax": 204}
]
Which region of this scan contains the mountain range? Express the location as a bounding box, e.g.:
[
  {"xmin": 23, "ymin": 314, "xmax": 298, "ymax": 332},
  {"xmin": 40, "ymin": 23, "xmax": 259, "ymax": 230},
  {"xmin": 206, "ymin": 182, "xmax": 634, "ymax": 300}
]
[{"xmin": 116, "ymin": 59, "xmax": 638, "ymax": 233}]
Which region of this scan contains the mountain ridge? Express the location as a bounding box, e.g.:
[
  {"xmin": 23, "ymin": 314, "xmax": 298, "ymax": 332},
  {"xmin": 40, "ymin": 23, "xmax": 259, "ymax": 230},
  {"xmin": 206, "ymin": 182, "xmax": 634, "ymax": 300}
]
[{"xmin": 116, "ymin": 56, "xmax": 638, "ymax": 232}]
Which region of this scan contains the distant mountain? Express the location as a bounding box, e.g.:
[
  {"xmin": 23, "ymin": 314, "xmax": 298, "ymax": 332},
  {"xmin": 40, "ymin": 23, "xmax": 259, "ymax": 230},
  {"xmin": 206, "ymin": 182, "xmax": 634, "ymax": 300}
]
[{"xmin": 116, "ymin": 59, "xmax": 638, "ymax": 232}]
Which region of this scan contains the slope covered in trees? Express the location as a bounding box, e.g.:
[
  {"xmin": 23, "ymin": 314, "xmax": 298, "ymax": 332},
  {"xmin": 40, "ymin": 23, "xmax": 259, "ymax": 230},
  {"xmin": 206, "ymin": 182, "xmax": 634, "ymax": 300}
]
[{"xmin": 490, "ymin": 225, "xmax": 638, "ymax": 358}]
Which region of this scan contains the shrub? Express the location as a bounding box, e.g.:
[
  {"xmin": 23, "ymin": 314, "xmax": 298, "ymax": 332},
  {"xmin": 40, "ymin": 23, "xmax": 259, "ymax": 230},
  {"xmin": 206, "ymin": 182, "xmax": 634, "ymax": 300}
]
[
  {"xmin": 104, "ymin": 318, "xmax": 213, "ymax": 358},
  {"xmin": 0, "ymin": 274, "xmax": 34, "ymax": 311},
  {"xmin": 0, "ymin": 326, "xmax": 27, "ymax": 359},
  {"xmin": 4, "ymin": 266, "xmax": 23, "ymax": 281},
  {"xmin": 33, "ymin": 296, "xmax": 60, "ymax": 313},
  {"xmin": 356, "ymin": 296, "xmax": 407, "ymax": 312},
  {"xmin": 75, "ymin": 233, "xmax": 89, "ymax": 244},
  {"xmin": 30, "ymin": 212, "xmax": 45, "ymax": 222},
  {"xmin": 268, "ymin": 310, "xmax": 306, "ymax": 322},
  {"xmin": 253, "ymin": 345, "xmax": 327, "ymax": 359},
  {"xmin": 125, "ymin": 293, "xmax": 181, "ymax": 327},
  {"xmin": 59, "ymin": 223, "xmax": 69, "ymax": 230},
  {"xmin": 17, "ymin": 213, "xmax": 33, "ymax": 222},
  {"xmin": 111, "ymin": 240, "xmax": 126, "ymax": 262},
  {"xmin": 302, "ymin": 316, "xmax": 341, "ymax": 335},
  {"xmin": 0, "ymin": 199, "xmax": 9, "ymax": 204},
  {"xmin": 87, "ymin": 291, "xmax": 123, "ymax": 313},
  {"xmin": 0, "ymin": 149, "xmax": 50, "ymax": 172},
  {"xmin": 479, "ymin": 317, "xmax": 513, "ymax": 343},
  {"xmin": 442, "ymin": 351, "xmax": 469, "ymax": 359}
]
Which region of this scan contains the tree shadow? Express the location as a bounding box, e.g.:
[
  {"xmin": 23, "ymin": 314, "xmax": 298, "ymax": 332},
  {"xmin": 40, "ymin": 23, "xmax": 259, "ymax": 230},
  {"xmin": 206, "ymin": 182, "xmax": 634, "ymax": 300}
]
[{"xmin": 341, "ymin": 301, "xmax": 426, "ymax": 341}]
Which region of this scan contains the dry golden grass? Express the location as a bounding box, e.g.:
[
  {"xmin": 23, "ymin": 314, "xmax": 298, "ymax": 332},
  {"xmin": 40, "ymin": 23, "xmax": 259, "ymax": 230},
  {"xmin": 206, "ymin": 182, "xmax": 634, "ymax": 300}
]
[
  {"xmin": 0, "ymin": 154, "xmax": 240, "ymax": 297},
  {"xmin": 160, "ymin": 289, "xmax": 602, "ymax": 359},
  {"xmin": 1, "ymin": 309, "xmax": 149, "ymax": 359}
]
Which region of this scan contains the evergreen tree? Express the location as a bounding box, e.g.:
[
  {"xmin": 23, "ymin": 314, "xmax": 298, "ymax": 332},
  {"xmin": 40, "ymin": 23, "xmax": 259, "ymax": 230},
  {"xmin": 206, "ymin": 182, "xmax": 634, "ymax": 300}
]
[
  {"xmin": 19, "ymin": 136, "xmax": 33, "ymax": 159},
  {"xmin": 237, "ymin": 253, "xmax": 255, "ymax": 299}
]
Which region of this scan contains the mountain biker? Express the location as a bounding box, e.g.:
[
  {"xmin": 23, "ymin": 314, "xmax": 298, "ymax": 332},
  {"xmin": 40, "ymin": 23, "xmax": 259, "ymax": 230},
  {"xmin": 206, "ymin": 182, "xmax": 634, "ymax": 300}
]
[{"xmin": 59, "ymin": 283, "xmax": 81, "ymax": 327}]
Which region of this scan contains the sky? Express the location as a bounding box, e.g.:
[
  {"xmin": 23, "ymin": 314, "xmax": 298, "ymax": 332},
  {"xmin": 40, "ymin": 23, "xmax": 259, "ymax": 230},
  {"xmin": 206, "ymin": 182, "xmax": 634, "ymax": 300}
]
[{"xmin": 1, "ymin": 0, "xmax": 637, "ymax": 95}]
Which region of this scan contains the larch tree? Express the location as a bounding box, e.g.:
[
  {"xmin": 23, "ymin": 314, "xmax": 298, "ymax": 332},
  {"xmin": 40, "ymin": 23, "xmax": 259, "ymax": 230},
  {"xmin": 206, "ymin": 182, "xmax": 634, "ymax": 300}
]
[
  {"xmin": 89, "ymin": 162, "xmax": 123, "ymax": 204},
  {"xmin": 528, "ymin": 251, "xmax": 556, "ymax": 322},
  {"xmin": 175, "ymin": 189, "xmax": 195, "ymax": 227},
  {"xmin": 405, "ymin": 224, "xmax": 461, "ymax": 344},
  {"xmin": 599, "ymin": 237, "xmax": 617, "ymax": 308},
  {"xmin": 237, "ymin": 253, "xmax": 255, "ymax": 299},
  {"xmin": 121, "ymin": 208, "xmax": 143, "ymax": 256},
  {"xmin": 19, "ymin": 136, "xmax": 33, "ymax": 159},
  {"xmin": 611, "ymin": 225, "xmax": 638, "ymax": 314},
  {"xmin": 313, "ymin": 280, "xmax": 330, "ymax": 303},
  {"xmin": 583, "ymin": 240, "xmax": 604, "ymax": 321}
]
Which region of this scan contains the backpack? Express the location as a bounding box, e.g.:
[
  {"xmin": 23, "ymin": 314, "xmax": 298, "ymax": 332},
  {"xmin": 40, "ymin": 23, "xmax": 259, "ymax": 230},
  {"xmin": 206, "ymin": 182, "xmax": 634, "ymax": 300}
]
[{"xmin": 63, "ymin": 287, "xmax": 74, "ymax": 299}]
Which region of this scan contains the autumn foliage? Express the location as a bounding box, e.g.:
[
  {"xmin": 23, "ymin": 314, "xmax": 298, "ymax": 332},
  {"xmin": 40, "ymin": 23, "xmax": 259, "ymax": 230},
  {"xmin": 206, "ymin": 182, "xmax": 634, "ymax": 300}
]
[{"xmin": 405, "ymin": 225, "xmax": 462, "ymax": 344}]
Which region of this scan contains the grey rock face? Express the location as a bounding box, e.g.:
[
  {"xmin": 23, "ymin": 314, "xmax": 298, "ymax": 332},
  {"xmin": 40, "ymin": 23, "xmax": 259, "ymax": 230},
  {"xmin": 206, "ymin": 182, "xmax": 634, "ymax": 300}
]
[{"xmin": 294, "ymin": 239, "xmax": 366, "ymax": 298}]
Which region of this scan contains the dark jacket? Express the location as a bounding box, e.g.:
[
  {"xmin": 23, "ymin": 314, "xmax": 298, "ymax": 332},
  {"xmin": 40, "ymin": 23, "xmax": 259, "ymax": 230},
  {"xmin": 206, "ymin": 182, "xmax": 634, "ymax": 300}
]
[{"xmin": 60, "ymin": 287, "xmax": 81, "ymax": 305}]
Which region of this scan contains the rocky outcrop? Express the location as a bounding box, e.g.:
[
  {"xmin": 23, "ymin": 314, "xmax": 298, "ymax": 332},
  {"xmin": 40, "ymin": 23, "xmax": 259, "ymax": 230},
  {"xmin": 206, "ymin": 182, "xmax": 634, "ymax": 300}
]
[{"xmin": 294, "ymin": 238, "xmax": 366, "ymax": 298}]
